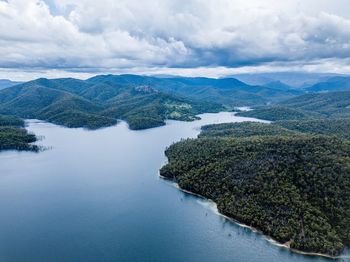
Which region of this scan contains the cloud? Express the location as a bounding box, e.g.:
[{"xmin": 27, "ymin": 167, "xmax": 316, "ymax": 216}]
[{"xmin": 0, "ymin": 0, "xmax": 350, "ymax": 79}]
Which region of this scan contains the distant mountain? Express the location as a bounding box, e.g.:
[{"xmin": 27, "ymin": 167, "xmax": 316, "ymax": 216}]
[
  {"xmin": 262, "ymin": 81, "xmax": 303, "ymax": 96},
  {"xmin": 88, "ymin": 74, "xmax": 300, "ymax": 107},
  {"xmin": 0, "ymin": 76, "xmax": 222, "ymax": 130},
  {"xmin": 232, "ymin": 72, "xmax": 342, "ymax": 88},
  {"xmin": 158, "ymin": 77, "xmax": 300, "ymax": 106},
  {"xmin": 305, "ymin": 76, "xmax": 350, "ymax": 93},
  {"xmin": 262, "ymin": 80, "xmax": 290, "ymax": 89},
  {"xmin": 0, "ymin": 79, "xmax": 22, "ymax": 90}
]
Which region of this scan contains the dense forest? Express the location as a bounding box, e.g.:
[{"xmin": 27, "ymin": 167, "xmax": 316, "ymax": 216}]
[
  {"xmin": 161, "ymin": 119, "xmax": 350, "ymax": 256},
  {"xmin": 200, "ymin": 122, "xmax": 297, "ymax": 138},
  {"xmin": 0, "ymin": 115, "xmax": 37, "ymax": 151},
  {"xmin": 202, "ymin": 119, "xmax": 350, "ymax": 140}
]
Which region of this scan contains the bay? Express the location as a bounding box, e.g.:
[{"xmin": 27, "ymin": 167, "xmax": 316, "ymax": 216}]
[{"xmin": 0, "ymin": 112, "xmax": 347, "ymax": 262}]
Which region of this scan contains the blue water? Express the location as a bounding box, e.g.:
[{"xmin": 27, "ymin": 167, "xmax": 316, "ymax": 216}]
[{"xmin": 0, "ymin": 112, "xmax": 348, "ymax": 262}]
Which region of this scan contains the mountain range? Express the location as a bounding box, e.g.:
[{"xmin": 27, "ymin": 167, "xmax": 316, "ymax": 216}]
[
  {"xmin": 0, "ymin": 74, "xmax": 302, "ymax": 130},
  {"xmin": 304, "ymin": 76, "xmax": 350, "ymax": 93},
  {"xmin": 232, "ymin": 72, "xmax": 342, "ymax": 88},
  {"xmin": 2, "ymin": 73, "xmax": 350, "ymax": 130}
]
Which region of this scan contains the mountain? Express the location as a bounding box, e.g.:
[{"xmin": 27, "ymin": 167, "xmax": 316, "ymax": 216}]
[
  {"xmin": 262, "ymin": 80, "xmax": 292, "ymax": 90},
  {"xmin": 0, "ymin": 76, "xmax": 222, "ymax": 130},
  {"xmin": 305, "ymin": 76, "xmax": 350, "ymax": 93},
  {"xmin": 0, "ymin": 79, "xmax": 22, "ymax": 90}
]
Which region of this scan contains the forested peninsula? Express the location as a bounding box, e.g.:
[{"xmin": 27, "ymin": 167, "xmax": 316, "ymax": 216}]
[
  {"xmin": 0, "ymin": 115, "xmax": 38, "ymax": 151},
  {"xmin": 161, "ymin": 98, "xmax": 350, "ymax": 257}
]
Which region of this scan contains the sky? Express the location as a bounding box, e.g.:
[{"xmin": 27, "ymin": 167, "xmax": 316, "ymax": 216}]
[{"xmin": 1, "ymin": 0, "xmax": 350, "ymax": 80}]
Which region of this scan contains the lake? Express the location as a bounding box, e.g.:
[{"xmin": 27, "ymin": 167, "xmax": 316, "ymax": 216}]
[{"xmin": 0, "ymin": 112, "xmax": 348, "ymax": 262}]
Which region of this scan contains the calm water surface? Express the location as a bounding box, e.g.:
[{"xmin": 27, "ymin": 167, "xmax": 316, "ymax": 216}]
[{"xmin": 0, "ymin": 112, "xmax": 348, "ymax": 262}]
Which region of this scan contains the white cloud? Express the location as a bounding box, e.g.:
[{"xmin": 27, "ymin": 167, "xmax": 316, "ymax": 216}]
[{"xmin": 0, "ymin": 0, "xmax": 350, "ymax": 80}]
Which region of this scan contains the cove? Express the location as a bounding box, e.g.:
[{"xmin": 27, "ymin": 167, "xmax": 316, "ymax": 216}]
[{"xmin": 0, "ymin": 112, "xmax": 348, "ymax": 262}]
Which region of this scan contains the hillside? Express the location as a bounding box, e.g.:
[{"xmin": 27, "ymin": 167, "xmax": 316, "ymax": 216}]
[
  {"xmin": 275, "ymin": 118, "xmax": 350, "ymax": 139},
  {"xmin": 237, "ymin": 91, "xmax": 350, "ymax": 120},
  {"xmin": 236, "ymin": 106, "xmax": 311, "ymax": 121},
  {"xmin": 281, "ymin": 91, "xmax": 350, "ymax": 117},
  {"xmin": 160, "ymin": 121, "xmax": 350, "ymax": 256},
  {"xmin": 0, "ymin": 115, "xmax": 37, "ymax": 151},
  {"xmin": 0, "ymin": 76, "xmax": 223, "ymax": 130},
  {"xmin": 201, "ymin": 119, "xmax": 350, "ymax": 140},
  {"xmin": 199, "ymin": 122, "xmax": 297, "ymax": 138}
]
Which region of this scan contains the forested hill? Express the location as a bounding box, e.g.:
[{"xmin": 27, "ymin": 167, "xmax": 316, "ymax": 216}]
[
  {"xmin": 0, "ymin": 115, "xmax": 37, "ymax": 151},
  {"xmin": 0, "ymin": 76, "xmax": 224, "ymax": 130},
  {"xmin": 237, "ymin": 91, "xmax": 350, "ymax": 121},
  {"xmin": 160, "ymin": 121, "xmax": 350, "ymax": 256}
]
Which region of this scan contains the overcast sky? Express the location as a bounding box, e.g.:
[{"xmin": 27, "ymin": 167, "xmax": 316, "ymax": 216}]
[{"xmin": 1, "ymin": 0, "xmax": 350, "ymax": 80}]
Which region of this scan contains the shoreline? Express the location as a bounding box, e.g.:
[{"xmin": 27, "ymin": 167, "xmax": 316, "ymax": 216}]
[{"xmin": 159, "ymin": 174, "xmax": 349, "ymax": 260}]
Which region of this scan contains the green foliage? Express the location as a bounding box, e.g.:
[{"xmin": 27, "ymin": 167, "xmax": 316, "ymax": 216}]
[
  {"xmin": 237, "ymin": 91, "xmax": 350, "ymax": 125},
  {"xmin": 126, "ymin": 116, "xmax": 165, "ymax": 130},
  {"xmin": 0, "ymin": 115, "xmax": 37, "ymax": 151},
  {"xmin": 281, "ymin": 91, "xmax": 350, "ymax": 117},
  {"xmin": 275, "ymin": 118, "xmax": 350, "ymax": 139},
  {"xmin": 0, "ymin": 114, "xmax": 24, "ymax": 127},
  {"xmin": 200, "ymin": 122, "xmax": 297, "ymax": 138},
  {"xmin": 238, "ymin": 91, "xmax": 350, "ymax": 121},
  {"xmin": 160, "ymin": 122, "xmax": 350, "ymax": 256},
  {"xmin": 209, "ymin": 119, "xmax": 350, "ymax": 140}
]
